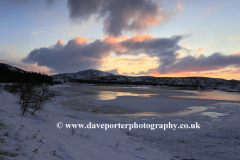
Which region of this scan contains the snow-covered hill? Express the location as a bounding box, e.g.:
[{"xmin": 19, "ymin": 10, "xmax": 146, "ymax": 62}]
[
  {"xmin": 0, "ymin": 63, "xmax": 25, "ymax": 73},
  {"xmin": 52, "ymin": 69, "xmax": 240, "ymax": 91},
  {"xmin": 52, "ymin": 69, "xmax": 114, "ymax": 79}
]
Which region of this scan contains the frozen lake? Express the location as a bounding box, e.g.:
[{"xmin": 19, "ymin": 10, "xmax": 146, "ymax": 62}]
[{"xmin": 59, "ymin": 85, "xmax": 240, "ymax": 116}]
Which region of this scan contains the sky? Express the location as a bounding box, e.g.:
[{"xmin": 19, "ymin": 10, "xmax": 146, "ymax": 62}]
[{"xmin": 0, "ymin": 0, "xmax": 240, "ymax": 80}]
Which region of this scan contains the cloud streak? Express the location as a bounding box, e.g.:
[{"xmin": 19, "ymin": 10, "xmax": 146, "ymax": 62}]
[
  {"xmin": 198, "ymin": 47, "xmax": 204, "ymax": 51},
  {"xmin": 0, "ymin": 58, "xmax": 50, "ymax": 73},
  {"xmin": 3, "ymin": 46, "xmax": 17, "ymax": 49}
]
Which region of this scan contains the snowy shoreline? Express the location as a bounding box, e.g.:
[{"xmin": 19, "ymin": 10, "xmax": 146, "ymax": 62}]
[
  {"xmin": 1, "ymin": 85, "xmax": 240, "ymax": 160},
  {"xmin": 0, "ymin": 85, "xmax": 173, "ymax": 160}
]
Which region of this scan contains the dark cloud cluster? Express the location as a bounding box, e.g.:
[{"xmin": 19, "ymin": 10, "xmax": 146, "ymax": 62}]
[
  {"xmin": 22, "ymin": 38, "xmax": 115, "ymax": 73},
  {"xmin": 22, "ymin": 35, "xmax": 183, "ymax": 73},
  {"xmin": 156, "ymin": 53, "xmax": 240, "ymax": 74},
  {"xmin": 67, "ymin": 0, "xmax": 165, "ymax": 37}
]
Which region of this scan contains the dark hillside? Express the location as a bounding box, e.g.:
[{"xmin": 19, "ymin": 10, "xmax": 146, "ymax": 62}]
[{"xmin": 0, "ymin": 63, "xmax": 53, "ymax": 84}]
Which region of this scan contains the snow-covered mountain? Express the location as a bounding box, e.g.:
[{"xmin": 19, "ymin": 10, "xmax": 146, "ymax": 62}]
[{"xmin": 52, "ymin": 69, "xmax": 114, "ymax": 79}]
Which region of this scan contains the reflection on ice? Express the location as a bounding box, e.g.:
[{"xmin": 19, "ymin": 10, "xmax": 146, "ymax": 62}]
[
  {"xmin": 126, "ymin": 106, "xmax": 208, "ymax": 117},
  {"xmin": 201, "ymin": 112, "xmax": 229, "ymax": 118},
  {"xmin": 173, "ymin": 90, "xmax": 240, "ymax": 101},
  {"xmin": 96, "ymin": 91, "xmax": 156, "ymax": 100}
]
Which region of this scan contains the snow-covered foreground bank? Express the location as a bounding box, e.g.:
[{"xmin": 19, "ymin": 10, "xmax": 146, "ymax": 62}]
[
  {"xmin": 1, "ymin": 85, "xmax": 240, "ymax": 160},
  {"xmin": 0, "ymin": 85, "xmax": 171, "ymax": 160}
]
